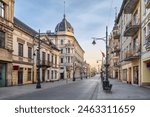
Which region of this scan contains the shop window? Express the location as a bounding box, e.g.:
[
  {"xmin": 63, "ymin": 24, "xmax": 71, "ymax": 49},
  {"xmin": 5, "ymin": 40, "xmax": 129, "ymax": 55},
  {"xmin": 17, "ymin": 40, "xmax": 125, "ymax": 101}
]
[{"xmin": 27, "ymin": 68, "xmax": 32, "ymax": 81}]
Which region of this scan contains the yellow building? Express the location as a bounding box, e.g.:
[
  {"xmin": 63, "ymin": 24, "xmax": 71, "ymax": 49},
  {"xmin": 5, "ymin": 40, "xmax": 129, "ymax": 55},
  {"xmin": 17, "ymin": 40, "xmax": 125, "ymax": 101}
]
[
  {"xmin": 141, "ymin": 0, "xmax": 150, "ymax": 86},
  {"xmin": 12, "ymin": 17, "xmax": 36, "ymax": 85},
  {"xmin": 0, "ymin": 0, "xmax": 14, "ymax": 87},
  {"xmin": 12, "ymin": 17, "xmax": 60, "ymax": 85},
  {"xmin": 114, "ymin": 0, "xmax": 141, "ymax": 85}
]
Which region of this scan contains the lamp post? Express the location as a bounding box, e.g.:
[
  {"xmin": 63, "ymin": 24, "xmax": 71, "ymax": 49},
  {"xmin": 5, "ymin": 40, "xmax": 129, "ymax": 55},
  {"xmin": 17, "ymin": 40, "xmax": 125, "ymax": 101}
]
[
  {"xmin": 36, "ymin": 30, "xmax": 41, "ymax": 89},
  {"xmin": 92, "ymin": 26, "xmax": 111, "ymax": 91},
  {"xmin": 92, "ymin": 26, "xmax": 109, "ymax": 81}
]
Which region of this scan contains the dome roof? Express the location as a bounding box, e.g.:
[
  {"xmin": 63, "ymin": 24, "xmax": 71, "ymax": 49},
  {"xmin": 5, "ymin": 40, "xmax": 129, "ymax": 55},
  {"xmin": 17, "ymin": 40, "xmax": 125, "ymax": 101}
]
[{"xmin": 55, "ymin": 15, "xmax": 74, "ymax": 34}]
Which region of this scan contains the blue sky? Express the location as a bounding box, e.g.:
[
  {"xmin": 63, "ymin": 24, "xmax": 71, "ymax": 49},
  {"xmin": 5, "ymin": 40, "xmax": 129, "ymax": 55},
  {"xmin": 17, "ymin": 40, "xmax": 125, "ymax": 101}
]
[{"xmin": 14, "ymin": 0, "xmax": 122, "ymax": 67}]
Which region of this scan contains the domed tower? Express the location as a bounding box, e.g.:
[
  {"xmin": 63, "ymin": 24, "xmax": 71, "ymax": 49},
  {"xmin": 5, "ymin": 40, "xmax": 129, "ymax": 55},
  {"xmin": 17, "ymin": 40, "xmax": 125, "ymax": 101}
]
[{"xmin": 55, "ymin": 15, "xmax": 74, "ymax": 35}]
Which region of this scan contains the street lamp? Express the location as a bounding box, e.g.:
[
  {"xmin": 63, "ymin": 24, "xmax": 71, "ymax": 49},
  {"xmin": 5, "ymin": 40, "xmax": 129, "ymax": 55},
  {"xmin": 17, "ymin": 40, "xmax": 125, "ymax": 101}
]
[
  {"xmin": 92, "ymin": 26, "xmax": 112, "ymax": 91},
  {"xmin": 36, "ymin": 30, "xmax": 41, "ymax": 89}
]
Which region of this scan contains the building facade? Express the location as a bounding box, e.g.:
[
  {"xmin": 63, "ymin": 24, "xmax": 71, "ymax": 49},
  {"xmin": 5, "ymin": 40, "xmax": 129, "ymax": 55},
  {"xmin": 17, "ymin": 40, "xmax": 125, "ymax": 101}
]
[
  {"xmin": 141, "ymin": 0, "xmax": 150, "ymax": 86},
  {"xmin": 109, "ymin": 0, "xmax": 150, "ymax": 86},
  {"xmin": 48, "ymin": 15, "xmax": 85, "ymax": 80},
  {"xmin": 12, "ymin": 17, "xmax": 60, "ymax": 86},
  {"xmin": 108, "ymin": 25, "xmax": 120, "ymax": 79},
  {"xmin": 0, "ymin": 0, "xmax": 14, "ymax": 87},
  {"xmin": 108, "ymin": 0, "xmax": 142, "ymax": 85}
]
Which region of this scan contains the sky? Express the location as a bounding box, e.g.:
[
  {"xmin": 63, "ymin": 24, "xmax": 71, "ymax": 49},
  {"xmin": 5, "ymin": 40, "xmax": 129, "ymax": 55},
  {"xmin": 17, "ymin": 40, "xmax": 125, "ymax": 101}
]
[{"xmin": 14, "ymin": 0, "xmax": 122, "ymax": 68}]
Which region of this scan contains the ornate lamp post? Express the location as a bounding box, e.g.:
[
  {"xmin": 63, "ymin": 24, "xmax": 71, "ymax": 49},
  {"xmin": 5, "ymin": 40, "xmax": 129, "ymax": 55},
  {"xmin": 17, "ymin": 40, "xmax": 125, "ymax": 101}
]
[
  {"xmin": 36, "ymin": 30, "xmax": 41, "ymax": 89},
  {"xmin": 92, "ymin": 26, "xmax": 112, "ymax": 91}
]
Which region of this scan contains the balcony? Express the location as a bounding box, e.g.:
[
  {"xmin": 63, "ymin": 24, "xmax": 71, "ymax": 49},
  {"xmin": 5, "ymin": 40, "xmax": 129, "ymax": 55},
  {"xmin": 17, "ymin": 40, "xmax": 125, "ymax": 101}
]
[
  {"xmin": 113, "ymin": 46, "xmax": 120, "ymax": 54},
  {"xmin": 114, "ymin": 62, "xmax": 120, "ymax": 67},
  {"xmin": 146, "ymin": 0, "xmax": 150, "ymax": 8},
  {"xmin": 145, "ymin": 34, "xmax": 150, "ymax": 51},
  {"xmin": 124, "ymin": 48, "xmax": 140, "ymax": 61},
  {"xmin": 124, "ymin": 0, "xmax": 139, "ymax": 14},
  {"xmin": 13, "ymin": 55, "xmax": 33, "ymax": 64},
  {"xmin": 124, "ymin": 20, "xmax": 140, "ymax": 37},
  {"xmin": 113, "ymin": 26, "xmax": 120, "ymax": 40},
  {"xmin": 37, "ymin": 60, "xmax": 52, "ymax": 68}
]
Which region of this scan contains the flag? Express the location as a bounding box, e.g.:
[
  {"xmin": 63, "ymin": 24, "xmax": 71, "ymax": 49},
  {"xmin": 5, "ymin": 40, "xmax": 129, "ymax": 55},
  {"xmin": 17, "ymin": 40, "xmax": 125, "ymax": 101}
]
[{"xmin": 100, "ymin": 50, "xmax": 105, "ymax": 58}]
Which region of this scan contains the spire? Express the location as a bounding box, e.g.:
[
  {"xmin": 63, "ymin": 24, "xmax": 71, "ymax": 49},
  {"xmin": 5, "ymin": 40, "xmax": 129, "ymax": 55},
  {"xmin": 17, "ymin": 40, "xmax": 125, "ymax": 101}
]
[{"xmin": 64, "ymin": 0, "xmax": 66, "ymax": 18}]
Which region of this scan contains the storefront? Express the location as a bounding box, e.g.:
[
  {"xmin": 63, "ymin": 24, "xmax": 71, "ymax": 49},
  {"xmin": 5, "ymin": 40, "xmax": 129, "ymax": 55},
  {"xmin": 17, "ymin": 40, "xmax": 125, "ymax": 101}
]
[{"xmin": 0, "ymin": 63, "xmax": 6, "ymax": 87}]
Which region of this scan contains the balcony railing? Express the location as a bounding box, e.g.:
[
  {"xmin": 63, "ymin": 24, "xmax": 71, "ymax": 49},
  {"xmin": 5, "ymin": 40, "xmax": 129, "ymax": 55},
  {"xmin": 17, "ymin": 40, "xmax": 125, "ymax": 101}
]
[
  {"xmin": 124, "ymin": 47, "xmax": 140, "ymax": 61},
  {"xmin": 113, "ymin": 25, "xmax": 120, "ymax": 40},
  {"xmin": 114, "ymin": 62, "xmax": 120, "ymax": 67},
  {"xmin": 146, "ymin": 0, "xmax": 150, "ymax": 8},
  {"xmin": 37, "ymin": 60, "xmax": 52, "ymax": 68},
  {"xmin": 145, "ymin": 34, "xmax": 150, "ymax": 51},
  {"xmin": 113, "ymin": 46, "xmax": 120, "ymax": 54},
  {"xmin": 13, "ymin": 55, "xmax": 33, "ymax": 64},
  {"xmin": 113, "ymin": 31, "xmax": 120, "ymax": 40},
  {"xmin": 124, "ymin": 20, "xmax": 140, "ymax": 37},
  {"xmin": 124, "ymin": 0, "xmax": 139, "ymax": 14}
]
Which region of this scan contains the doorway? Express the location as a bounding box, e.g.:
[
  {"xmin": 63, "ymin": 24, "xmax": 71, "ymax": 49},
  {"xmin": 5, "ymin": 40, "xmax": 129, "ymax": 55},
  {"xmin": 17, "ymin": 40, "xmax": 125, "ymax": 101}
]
[
  {"xmin": 60, "ymin": 73, "xmax": 64, "ymax": 79},
  {"xmin": 42, "ymin": 69, "xmax": 45, "ymax": 82},
  {"xmin": 0, "ymin": 63, "xmax": 6, "ymax": 87},
  {"xmin": 18, "ymin": 68, "xmax": 23, "ymax": 85}
]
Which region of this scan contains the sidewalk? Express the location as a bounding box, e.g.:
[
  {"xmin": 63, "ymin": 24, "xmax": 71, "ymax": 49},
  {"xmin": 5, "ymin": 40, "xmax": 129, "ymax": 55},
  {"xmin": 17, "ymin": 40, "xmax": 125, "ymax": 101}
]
[
  {"xmin": 97, "ymin": 78, "xmax": 150, "ymax": 100},
  {"xmin": 0, "ymin": 79, "xmax": 75, "ymax": 99}
]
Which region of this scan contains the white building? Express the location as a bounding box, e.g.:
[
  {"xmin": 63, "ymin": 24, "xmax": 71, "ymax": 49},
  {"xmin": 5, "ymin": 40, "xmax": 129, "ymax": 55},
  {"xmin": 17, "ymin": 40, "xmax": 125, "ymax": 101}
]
[{"xmin": 48, "ymin": 15, "xmax": 85, "ymax": 80}]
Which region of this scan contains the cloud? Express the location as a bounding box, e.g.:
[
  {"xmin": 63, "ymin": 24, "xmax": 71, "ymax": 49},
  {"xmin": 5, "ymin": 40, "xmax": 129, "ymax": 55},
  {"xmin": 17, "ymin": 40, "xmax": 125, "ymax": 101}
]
[{"xmin": 14, "ymin": 0, "xmax": 122, "ymax": 67}]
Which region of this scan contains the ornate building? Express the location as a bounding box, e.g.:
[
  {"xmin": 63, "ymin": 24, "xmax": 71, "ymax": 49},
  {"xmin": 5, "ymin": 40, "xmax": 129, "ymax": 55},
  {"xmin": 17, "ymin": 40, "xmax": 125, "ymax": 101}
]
[
  {"xmin": 12, "ymin": 17, "xmax": 60, "ymax": 85},
  {"xmin": 0, "ymin": 0, "xmax": 14, "ymax": 87},
  {"xmin": 48, "ymin": 15, "xmax": 85, "ymax": 80}
]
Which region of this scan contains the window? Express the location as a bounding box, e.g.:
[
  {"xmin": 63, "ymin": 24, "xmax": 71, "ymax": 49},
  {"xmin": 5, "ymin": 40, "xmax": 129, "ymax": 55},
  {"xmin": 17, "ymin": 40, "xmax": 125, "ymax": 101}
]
[
  {"xmin": 55, "ymin": 55, "xmax": 57, "ymax": 65},
  {"xmin": 47, "ymin": 70, "xmax": 50, "ymax": 79},
  {"xmin": 42, "ymin": 52, "xmax": 46, "ymax": 64},
  {"xmin": 28, "ymin": 47, "xmax": 32, "ymax": 59},
  {"xmin": 0, "ymin": 1, "xmax": 4, "ymax": 18},
  {"xmin": 61, "ymin": 49, "xmax": 63, "ymax": 54},
  {"xmin": 27, "ymin": 68, "xmax": 32, "ymax": 81},
  {"xmin": 51, "ymin": 71, "xmax": 53, "ymax": 79},
  {"xmin": 133, "ymin": 11, "xmax": 138, "ymax": 25},
  {"xmin": 68, "ymin": 48, "xmax": 70, "ymax": 53},
  {"xmin": 18, "ymin": 43, "xmax": 23, "ymax": 57},
  {"xmin": 144, "ymin": 27, "xmax": 146, "ymax": 44},
  {"xmin": 61, "ymin": 58, "xmax": 63, "ymax": 63},
  {"xmin": 133, "ymin": 37, "xmax": 138, "ymax": 50},
  {"xmin": 47, "ymin": 54, "xmax": 50, "ymax": 62},
  {"xmin": 61, "ymin": 39, "xmax": 64, "ymax": 45},
  {"xmin": 0, "ymin": 31, "xmax": 5, "ymax": 48},
  {"xmin": 55, "ymin": 71, "xmax": 57, "ymax": 79},
  {"xmin": 144, "ymin": 0, "xmax": 147, "ymax": 15},
  {"xmin": 68, "ymin": 56, "xmax": 70, "ymax": 63},
  {"xmin": 51, "ymin": 54, "xmax": 54, "ymax": 64}
]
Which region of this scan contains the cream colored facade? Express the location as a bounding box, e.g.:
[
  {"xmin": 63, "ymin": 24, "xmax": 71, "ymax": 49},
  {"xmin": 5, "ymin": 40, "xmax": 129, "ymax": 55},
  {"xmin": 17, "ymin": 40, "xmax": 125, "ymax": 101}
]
[
  {"xmin": 49, "ymin": 16, "xmax": 85, "ymax": 80},
  {"xmin": 35, "ymin": 34, "xmax": 60, "ymax": 82},
  {"xmin": 12, "ymin": 18, "xmax": 34, "ymax": 85},
  {"xmin": 0, "ymin": 0, "xmax": 14, "ymax": 87},
  {"xmin": 108, "ymin": 27, "xmax": 120, "ymax": 79},
  {"xmin": 12, "ymin": 17, "xmax": 60, "ymax": 86},
  {"xmin": 140, "ymin": 0, "xmax": 150, "ymax": 85},
  {"xmin": 110, "ymin": 0, "xmax": 142, "ymax": 85}
]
